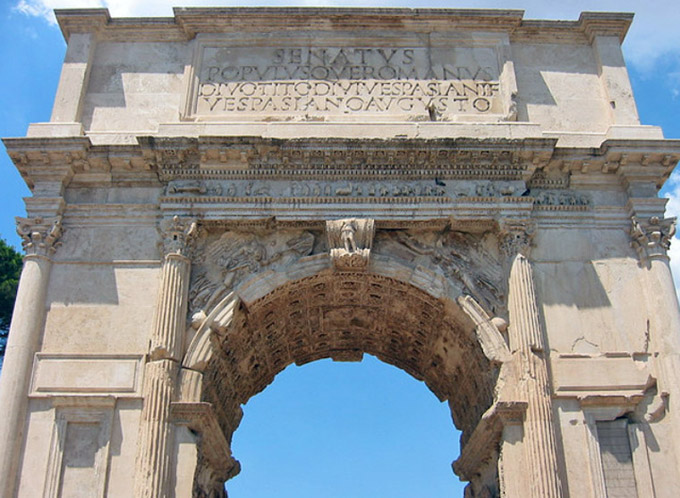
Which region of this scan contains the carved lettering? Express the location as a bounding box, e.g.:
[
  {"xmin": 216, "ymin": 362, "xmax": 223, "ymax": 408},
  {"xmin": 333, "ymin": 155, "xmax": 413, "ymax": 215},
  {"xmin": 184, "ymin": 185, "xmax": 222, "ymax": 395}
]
[{"xmin": 193, "ymin": 46, "xmax": 503, "ymax": 118}]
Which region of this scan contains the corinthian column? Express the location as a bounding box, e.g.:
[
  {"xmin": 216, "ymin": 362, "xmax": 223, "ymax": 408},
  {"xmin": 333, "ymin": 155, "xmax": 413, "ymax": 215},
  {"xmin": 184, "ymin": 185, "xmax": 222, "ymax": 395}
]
[
  {"xmin": 502, "ymin": 222, "xmax": 564, "ymax": 498},
  {"xmin": 134, "ymin": 216, "xmax": 198, "ymax": 498},
  {"xmin": 0, "ymin": 216, "xmax": 63, "ymax": 497},
  {"xmin": 630, "ymin": 215, "xmax": 680, "ymax": 473}
]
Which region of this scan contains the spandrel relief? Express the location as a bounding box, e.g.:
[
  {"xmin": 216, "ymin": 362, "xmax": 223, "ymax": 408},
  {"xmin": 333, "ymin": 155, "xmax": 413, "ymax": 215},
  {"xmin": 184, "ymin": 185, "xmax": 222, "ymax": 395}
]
[
  {"xmin": 189, "ymin": 230, "xmax": 316, "ymax": 319},
  {"xmin": 375, "ymin": 229, "xmax": 505, "ymax": 315}
]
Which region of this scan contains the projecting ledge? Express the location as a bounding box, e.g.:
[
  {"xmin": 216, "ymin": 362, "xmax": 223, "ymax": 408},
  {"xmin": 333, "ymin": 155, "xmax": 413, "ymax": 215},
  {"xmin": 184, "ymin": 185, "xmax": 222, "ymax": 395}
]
[
  {"xmin": 154, "ymin": 121, "xmax": 546, "ymax": 141},
  {"xmin": 171, "ymin": 402, "xmax": 240, "ymax": 481},
  {"xmin": 452, "ymin": 400, "xmax": 527, "ymax": 481}
]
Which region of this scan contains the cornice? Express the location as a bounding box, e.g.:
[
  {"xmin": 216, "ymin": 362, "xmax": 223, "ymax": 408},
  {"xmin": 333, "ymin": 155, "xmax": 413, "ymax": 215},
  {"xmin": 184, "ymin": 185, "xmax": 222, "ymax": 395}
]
[
  {"xmin": 5, "ymin": 136, "xmax": 680, "ymax": 191},
  {"xmin": 54, "ymin": 7, "xmax": 632, "ymax": 45},
  {"xmin": 547, "ymin": 139, "xmax": 680, "ymax": 189}
]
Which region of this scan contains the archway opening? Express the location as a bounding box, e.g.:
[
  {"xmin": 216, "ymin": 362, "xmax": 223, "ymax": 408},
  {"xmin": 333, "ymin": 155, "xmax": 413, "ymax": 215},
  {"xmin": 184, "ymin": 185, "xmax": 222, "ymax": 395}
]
[
  {"xmin": 190, "ymin": 270, "xmax": 501, "ymax": 496},
  {"xmin": 228, "ymin": 355, "xmax": 466, "ymax": 497}
]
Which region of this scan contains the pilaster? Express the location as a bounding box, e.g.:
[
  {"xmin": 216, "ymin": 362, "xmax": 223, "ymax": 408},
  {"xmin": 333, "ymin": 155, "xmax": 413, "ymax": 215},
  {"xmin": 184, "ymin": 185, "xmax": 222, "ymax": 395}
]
[
  {"xmin": 592, "ymin": 35, "xmax": 640, "ymax": 126},
  {"xmin": 50, "ymin": 31, "xmax": 96, "ymax": 132}
]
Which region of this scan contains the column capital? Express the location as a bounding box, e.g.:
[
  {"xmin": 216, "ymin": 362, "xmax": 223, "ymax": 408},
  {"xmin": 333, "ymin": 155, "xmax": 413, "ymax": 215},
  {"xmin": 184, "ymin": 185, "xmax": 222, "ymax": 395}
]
[
  {"xmin": 499, "ymin": 219, "xmax": 535, "ymax": 259},
  {"xmin": 160, "ymin": 215, "xmax": 199, "ymax": 259},
  {"xmin": 16, "ymin": 215, "xmax": 64, "ymax": 258},
  {"xmin": 630, "ymin": 215, "xmax": 676, "ymax": 264}
]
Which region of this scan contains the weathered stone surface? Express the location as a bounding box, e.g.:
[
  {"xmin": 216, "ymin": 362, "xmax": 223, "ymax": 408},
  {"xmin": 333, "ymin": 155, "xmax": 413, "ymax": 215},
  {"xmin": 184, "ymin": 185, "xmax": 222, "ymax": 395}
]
[{"xmin": 2, "ymin": 7, "xmax": 680, "ymax": 498}]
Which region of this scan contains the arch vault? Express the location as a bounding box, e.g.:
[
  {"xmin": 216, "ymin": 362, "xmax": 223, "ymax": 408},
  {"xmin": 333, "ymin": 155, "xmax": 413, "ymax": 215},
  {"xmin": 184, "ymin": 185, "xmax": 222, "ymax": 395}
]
[{"xmin": 180, "ymin": 259, "xmax": 500, "ymax": 496}]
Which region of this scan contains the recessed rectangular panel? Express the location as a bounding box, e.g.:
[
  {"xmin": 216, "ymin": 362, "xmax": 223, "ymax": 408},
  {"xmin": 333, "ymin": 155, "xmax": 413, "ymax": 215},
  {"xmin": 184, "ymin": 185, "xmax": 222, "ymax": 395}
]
[
  {"xmin": 31, "ymin": 354, "xmax": 143, "ymax": 395},
  {"xmin": 186, "ymin": 38, "xmax": 508, "ymax": 122},
  {"xmin": 552, "ymin": 356, "xmax": 650, "ymax": 394}
]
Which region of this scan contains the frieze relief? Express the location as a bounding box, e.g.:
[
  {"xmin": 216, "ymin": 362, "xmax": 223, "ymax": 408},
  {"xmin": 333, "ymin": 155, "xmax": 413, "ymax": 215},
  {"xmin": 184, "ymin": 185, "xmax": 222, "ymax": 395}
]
[
  {"xmin": 531, "ymin": 189, "xmax": 590, "ymax": 208},
  {"xmin": 164, "ymin": 178, "xmax": 527, "ymax": 201},
  {"xmin": 162, "ymin": 178, "xmax": 590, "ymax": 212}
]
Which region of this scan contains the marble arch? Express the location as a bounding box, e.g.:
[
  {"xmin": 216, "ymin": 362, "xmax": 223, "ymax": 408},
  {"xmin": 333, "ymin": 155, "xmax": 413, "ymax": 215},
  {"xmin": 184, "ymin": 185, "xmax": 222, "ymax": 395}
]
[
  {"xmin": 3, "ymin": 7, "xmax": 680, "ymax": 498},
  {"xmin": 176, "ymin": 228, "xmax": 511, "ymax": 495}
]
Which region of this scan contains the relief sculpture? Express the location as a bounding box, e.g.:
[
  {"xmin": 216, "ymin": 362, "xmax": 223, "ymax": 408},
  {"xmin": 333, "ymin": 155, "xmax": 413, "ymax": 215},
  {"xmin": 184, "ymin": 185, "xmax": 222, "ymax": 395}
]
[
  {"xmin": 326, "ymin": 218, "xmax": 375, "ymax": 271},
  {"xmin": 378, "ymin": 229, "xmax": 505, "ymax": 314},
  {"xmin": 189, "ymin": 230, "xmax": 315, "ymax": 321}
]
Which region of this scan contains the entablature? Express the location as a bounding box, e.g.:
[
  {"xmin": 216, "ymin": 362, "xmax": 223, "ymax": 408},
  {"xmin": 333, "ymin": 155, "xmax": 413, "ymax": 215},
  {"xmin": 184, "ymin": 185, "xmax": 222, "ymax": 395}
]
[
  {"xmin": 5, "ymin": 135, "xmax": 679, "ymax": 188},
  {"xmin": 4, "ymin": 135, "xmax": 679, "ymax": 233}
]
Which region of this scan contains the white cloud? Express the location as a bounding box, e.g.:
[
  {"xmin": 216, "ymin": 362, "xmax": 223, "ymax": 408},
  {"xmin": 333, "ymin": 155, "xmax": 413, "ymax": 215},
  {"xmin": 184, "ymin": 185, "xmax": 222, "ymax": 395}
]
[{"xmin": 14, "ymin": 0, "xmax": 105, "ymax": 24}]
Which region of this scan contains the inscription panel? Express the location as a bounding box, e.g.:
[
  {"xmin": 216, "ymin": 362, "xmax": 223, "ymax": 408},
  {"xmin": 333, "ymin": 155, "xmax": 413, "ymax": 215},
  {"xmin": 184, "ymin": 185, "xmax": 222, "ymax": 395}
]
[{"xmin": 186, "ymin": 39, "xmax": 509, "ymax": 121}]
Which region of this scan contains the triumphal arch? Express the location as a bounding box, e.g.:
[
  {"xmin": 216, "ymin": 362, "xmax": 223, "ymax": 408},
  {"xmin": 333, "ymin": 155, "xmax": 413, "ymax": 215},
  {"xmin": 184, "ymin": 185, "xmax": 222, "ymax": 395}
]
[{"xmin": 2, "ymin": 7, "xmax": 680, "ymax": 497}]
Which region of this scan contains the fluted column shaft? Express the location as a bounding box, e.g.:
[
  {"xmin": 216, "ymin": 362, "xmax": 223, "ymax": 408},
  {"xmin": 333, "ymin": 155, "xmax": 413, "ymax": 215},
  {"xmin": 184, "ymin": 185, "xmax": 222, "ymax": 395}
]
[
  {"xmin": 507, "ymin": 253, "xmax": 563, "ymax": 498},
  {"xmin": 134, "ymin": 217, "xmax": 196, "ymax": 498}
]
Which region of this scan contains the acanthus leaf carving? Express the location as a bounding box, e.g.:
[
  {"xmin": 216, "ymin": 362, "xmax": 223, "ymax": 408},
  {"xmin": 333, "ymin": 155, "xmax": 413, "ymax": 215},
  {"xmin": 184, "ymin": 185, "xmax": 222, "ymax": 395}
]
[
  {"xmin": 16, "ymin": 215, "xmax": 63, "ymax": 257},
  {"xmin": 326, "ymin": 218, "xmax": 375, "ymax": 271},
  {"xmin": 160, "ymin": 215, "xmax": 199, "ymax": 258},
  {"xmin": 631, "ymin": 215, "xmax": 676, "ymax": 264}
]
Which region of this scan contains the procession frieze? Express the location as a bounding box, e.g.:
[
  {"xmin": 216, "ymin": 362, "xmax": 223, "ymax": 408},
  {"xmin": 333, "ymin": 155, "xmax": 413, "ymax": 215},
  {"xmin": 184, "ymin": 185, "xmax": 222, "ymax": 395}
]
[
  {"xmin": 531, "ymin": 189, "xmax": 590, "ymax": 208},
  {"xmin": 163, "ymin": 179, "xmax": 528, "ymax": 201}
]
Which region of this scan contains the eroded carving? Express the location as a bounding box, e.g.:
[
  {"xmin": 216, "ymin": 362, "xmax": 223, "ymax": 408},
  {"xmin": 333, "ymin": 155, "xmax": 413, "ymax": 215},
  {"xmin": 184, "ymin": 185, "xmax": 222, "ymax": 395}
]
[
  {"xmin": 16, "ymin": 216, "xmax": 63, "ymax": 257},
  {"xmin": 630, "ymin": 215, "xmax": 676, "ymax": 263},
  {"xmin": 379, "ymin": 229, "xmax": 504, "ymax": 314},
  {"xmin": 189, "ymin": 230, "xmax": 315, "ymax": 317},
  {"xmin": 499, "ymin": 220, "xmax": 535, "ymax": 259},
  {"xmin": 533, "ymin": 190, "xmax": 590, "ymax": 208},
  {"xmin": 161, "ymin": 215, "xmax": 199, "ymax": 258},
  {"xmin": 326, "ymin": 218, "xmax": 375, "ymax": 270},
  {"xmin": 166, "ymin": 180, "xmax": 222, "ymax": 196}
]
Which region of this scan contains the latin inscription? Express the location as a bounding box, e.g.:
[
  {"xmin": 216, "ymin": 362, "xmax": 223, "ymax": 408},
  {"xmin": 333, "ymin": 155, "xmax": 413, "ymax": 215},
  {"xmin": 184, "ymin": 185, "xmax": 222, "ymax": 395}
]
[{"xmin": 194, "ymin": 46, "xmax": 503, "ymax": 119}]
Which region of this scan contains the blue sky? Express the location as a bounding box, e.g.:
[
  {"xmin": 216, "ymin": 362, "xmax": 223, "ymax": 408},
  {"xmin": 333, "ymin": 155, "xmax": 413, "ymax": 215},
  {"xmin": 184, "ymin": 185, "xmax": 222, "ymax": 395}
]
[{"xmin": 1, "ymin": 1, "xmax": 680, "ymax": 496}]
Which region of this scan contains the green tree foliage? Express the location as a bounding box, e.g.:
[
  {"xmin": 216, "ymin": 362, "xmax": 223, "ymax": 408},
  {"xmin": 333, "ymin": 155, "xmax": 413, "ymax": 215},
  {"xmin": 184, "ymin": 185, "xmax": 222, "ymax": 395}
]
[{"xmin": 0, "ymin": 238, "xmax": 23, "ymax": 360}]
